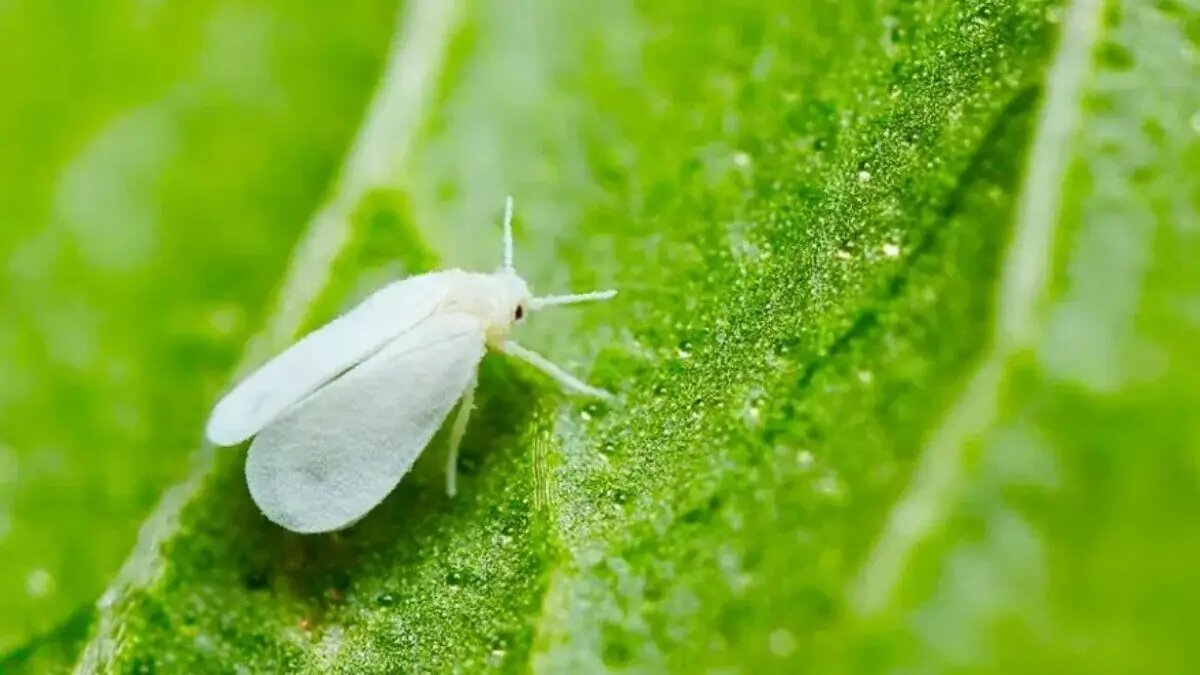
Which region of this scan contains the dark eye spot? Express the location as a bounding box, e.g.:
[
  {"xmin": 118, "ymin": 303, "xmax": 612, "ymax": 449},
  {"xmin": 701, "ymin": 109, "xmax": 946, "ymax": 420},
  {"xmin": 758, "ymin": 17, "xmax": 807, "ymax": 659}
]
[{"xmin": 514, "ymin": 305, "xmax": 524, "ymax": 321}]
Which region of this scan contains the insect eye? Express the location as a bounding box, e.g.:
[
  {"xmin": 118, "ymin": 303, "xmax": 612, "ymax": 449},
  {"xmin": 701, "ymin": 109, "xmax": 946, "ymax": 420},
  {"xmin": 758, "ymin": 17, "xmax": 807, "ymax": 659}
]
[{"xmin": 514, "ymin": 304, "xmax": 525, "ymax": 321}]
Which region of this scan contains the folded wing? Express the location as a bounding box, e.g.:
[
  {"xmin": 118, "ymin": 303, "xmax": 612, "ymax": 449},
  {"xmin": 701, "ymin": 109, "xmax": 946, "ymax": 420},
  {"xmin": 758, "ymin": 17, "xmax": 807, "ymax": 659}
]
[
  {"xmin": 245, "ymin": 312, "xmax": 486, "ymax": 533},
  {"xmin": 207, "ymin": 273, "xmax": 453, "ymax": 446}
]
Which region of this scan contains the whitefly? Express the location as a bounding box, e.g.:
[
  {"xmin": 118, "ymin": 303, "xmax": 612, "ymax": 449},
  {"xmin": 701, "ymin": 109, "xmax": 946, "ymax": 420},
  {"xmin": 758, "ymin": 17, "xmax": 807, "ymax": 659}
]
[{"xmin": 205, "ymin": 197, "xmax": 615, "ymax": 533}]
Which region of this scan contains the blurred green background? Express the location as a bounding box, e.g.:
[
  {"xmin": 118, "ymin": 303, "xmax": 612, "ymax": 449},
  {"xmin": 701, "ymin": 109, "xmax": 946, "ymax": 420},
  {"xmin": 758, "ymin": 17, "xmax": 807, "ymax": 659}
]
[
  {"xmin": 0, "ymin": 0, "xmax": 400, "ymax": 659},
  {"xmin": 2, "ymin": 0, "xmax": 1198, "ymax": 672}
]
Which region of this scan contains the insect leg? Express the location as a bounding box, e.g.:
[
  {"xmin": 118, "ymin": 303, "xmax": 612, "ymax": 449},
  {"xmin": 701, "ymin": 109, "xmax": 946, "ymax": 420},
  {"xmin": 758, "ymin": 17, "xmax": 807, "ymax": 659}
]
[
  {"xmin": 445, "ymin": 372, "xmax": 478, "ymax": 497},
  {"xmin": 502, "ymin": 340, "xmax": 613, "ymax": 399}
]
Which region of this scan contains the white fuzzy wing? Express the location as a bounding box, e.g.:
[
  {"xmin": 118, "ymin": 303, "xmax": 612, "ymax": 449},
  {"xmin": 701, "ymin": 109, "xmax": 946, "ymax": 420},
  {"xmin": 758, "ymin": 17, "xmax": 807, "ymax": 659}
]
[
  {"xmin": 245, "ymin": 312, "xmax": 485, "ymax": 533},
  {"xmin": 207, "ymin": 272, "xmax": 453, "ymax": 446}
]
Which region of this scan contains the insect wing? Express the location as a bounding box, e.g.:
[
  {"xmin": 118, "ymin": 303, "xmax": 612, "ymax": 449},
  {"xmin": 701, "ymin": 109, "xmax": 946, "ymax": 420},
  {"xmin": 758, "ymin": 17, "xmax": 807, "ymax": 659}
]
[
  {"xmin": 206, "ymin": 272, "xmax": 453, "ymax": 446},
  {"xmin": 245, "ymin": 312, "xmax": 486, "ymax": 533}
]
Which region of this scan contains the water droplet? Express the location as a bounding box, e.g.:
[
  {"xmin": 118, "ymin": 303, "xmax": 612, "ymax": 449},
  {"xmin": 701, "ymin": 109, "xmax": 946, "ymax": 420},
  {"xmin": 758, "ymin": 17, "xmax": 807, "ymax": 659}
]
[
  {"xmin": 769, "ymin": 628, "xmax": 796, "ymax": 657},
  {"xmin": 720, "ymin": 551, "xmax": 753, "ymax": 593},
  {"xmin": 194, "ymin": 632, "xmax": 215, "ymax": 653},
  {"xmin": 796, "ymin": 450, "xmax": 815, "ymax": 470},
  {"xmin": 743, "ymin": 404, "xmax": 762, "ymax": 428},
  {"xmin": 26, "ymin": 569, "xmax": 54, "ymax": 597},
  {"xmin": 582, "ymin": 399, "xmax": 610, "ymax": 421},
  {"xmin": 742, "ymin": 388, "xmax": 765, "ymax": 428},
  {"xmin": 880, "ymin": 15, "xmax": 900, "ymax": 57},
  {"xmin": 376, "ymin": 593, "xmax": 396, "ymax": 606},
  {"xmin": 814, "ymin": 473, "xmax": 846, "ymax": 502},
  {"xmin": 676, "ymin": 341, "xmax": 693, "ymax": 360},
  {"xmin": 207, "ymin": 305, "xmax": 243, "ymax": 337}
]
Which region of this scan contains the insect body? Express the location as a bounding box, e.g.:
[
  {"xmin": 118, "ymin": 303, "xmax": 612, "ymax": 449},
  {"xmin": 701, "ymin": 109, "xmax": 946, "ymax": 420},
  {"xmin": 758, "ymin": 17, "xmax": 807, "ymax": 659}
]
[{"xmin": 205, "ymin": 197, "xmax": 615, "ymax": 533}]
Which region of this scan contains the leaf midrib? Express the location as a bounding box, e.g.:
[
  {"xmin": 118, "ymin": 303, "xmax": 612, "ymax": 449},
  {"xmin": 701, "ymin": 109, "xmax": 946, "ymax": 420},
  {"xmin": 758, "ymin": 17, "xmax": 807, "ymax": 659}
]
[{"xmin": 73, "ymin": 1, "xmax": 464, "ymax": 669}]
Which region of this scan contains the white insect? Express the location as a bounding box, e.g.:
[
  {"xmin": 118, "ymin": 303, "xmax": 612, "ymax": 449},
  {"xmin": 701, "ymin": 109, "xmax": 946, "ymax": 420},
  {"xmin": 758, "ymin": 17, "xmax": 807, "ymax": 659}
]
[{"xmin": 205, "ymin": 197, "xmax": 615, "ymax": 533}]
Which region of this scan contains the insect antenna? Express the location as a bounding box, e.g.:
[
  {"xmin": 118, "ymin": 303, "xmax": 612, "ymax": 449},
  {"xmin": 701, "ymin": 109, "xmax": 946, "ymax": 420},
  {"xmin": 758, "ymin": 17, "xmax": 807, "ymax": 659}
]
[
  {"xmin": 502, "ymin": 195, "xmax": 515, "ymax": 273},
  {"xmin": 531, "ymin": 289, "xmax": 617, "ymax": 310}
]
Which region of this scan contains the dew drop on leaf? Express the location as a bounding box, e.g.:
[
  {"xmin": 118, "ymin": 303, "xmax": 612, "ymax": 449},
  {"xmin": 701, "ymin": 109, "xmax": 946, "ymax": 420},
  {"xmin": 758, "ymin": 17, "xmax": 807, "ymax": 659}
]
[
  {"xmin": 814, "ymin": 473, "xmax": 846, "ymax": 503},
  {"xmin": 25, "ymin": 568, "xmax": 54, "ymax": 597},
  {"xmin": 795, "ymin": 450, "xmax": 815, "ymax": 471},
  {"xmin": 768, "ymin": 628, "xmax": 796, "ymax": 657},
  {"xmin": 676, "ymin": 341, "xmax": 693, "ymax": 360}
]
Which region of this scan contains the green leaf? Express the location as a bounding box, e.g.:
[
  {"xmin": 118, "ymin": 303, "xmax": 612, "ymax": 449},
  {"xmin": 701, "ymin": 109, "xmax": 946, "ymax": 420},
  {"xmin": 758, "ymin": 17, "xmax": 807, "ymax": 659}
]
[{"xmin": 8, "ymin": 0, "xmax": 1200, "ymax": 671}]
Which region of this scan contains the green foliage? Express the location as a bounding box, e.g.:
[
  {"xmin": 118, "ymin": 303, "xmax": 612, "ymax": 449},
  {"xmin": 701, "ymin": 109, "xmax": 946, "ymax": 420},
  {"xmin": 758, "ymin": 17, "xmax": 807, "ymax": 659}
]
[{"xmin": 3, "ymin": 0, "xmax": 1198, "ymax": 672}]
